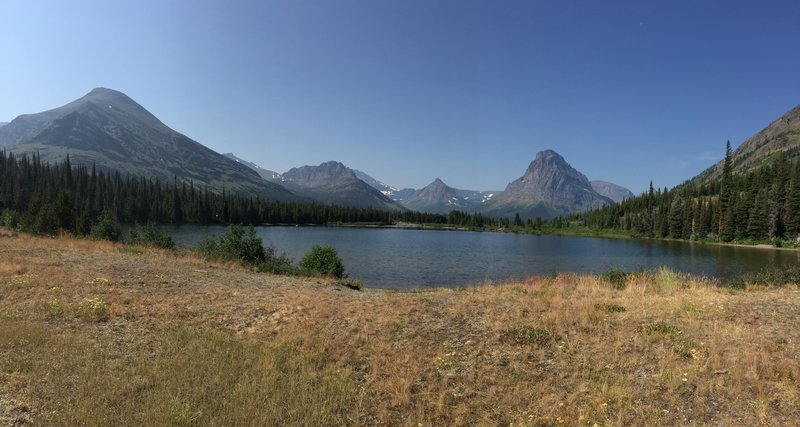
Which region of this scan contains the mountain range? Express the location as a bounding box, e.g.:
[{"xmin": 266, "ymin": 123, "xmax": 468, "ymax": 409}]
[{"xmin": 2, "ymin": 87, "xmax": 637, "ymax": 218}]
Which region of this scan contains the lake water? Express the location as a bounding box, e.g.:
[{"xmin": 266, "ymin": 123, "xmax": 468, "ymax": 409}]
[{"xmin": 164, "ymin": 225, "xmax": 800, "ymax": 289}]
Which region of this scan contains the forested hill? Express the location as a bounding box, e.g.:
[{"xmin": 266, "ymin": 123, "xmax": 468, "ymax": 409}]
[
  {"xmin": 0, "ymin": 152, "xmax": 495, "ymax": 237},
  {"xmin": 575, "ymin": 144, "xmax": 800, "ymax": 243}
]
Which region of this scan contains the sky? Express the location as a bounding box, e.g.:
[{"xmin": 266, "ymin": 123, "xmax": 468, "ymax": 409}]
[{"xmin": 2, "ymin": 1, "xmax": 799, "ymax": 194}]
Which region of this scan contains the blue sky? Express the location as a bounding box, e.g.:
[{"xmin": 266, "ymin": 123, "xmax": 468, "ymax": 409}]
[{"xmin": 2, "ymin": 1, "xmax": 799, "ymax": 194}]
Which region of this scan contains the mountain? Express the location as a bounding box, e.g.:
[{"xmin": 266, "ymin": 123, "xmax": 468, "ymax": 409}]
[
  {"xmin": 400, "ymin": 178, "xmax": 497, "ymax": 214},
  {"xmin": 352, "ymin": 169, "xmax": 400, "ymax": 198},
  {"xmin": 392, "ymin": 188, "xmax": 418, "ymax": 201},
  {"xmin": 1, "ymin": 88, "xmax": 297, "ymax": 200},
  {"xmin": 590, "ymin": 180, "xmax": 634, "ymax": 203},
  {"xmin": 484, "ymin": 150, "xmax": 613, "ymax": 219},
  {"xmin": 0, "ymin": 122, "xmax": 8, "ymax": 129},
  {"xmin": 280, "ymin": 161, "xmax": 405, "ymax": 211},
  {"xmin": 223, "ymin": 153, "xmax": 283, "ymax": 181},
  {"xmin": 694, "ymin": 104, "xmax": 800, "ymax": 182}
]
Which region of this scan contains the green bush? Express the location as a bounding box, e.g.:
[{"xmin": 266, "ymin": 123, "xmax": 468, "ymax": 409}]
[
  {"xmin": 196, "ymin": 225, "xmax": 294, "ymax": 274},
  {"xmin": 1, "ymin": 208, "xmax": 18, "ymax": 229},
  {"xmin": 128, "ymin": 222, "xmax": 175, "ymax": 249},
  {"xmin": 299, "ymin": 245, "xmax": 344, "ymax": 278},
  {"xmin": 90, "ymin": 210, "xmax": 122, "ymax": 242},
  {"xmin": 732, "ymin": 265, "xmax": 800, "ymax": 289},
  {"xmin": 600, "ymin": 269, "xmax": 628, "ymax": 289}
]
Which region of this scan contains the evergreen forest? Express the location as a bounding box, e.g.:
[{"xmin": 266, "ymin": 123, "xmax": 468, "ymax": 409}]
[
  {"xmin": 572, "ymin": 142, "xmax": 800, "ymax": 244},
  {"xmin": 0, "ymin": 151, "xmax": 494, "ymax": 237}
]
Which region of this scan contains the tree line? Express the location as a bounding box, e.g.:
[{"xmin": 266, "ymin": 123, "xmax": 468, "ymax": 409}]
[
  {"xmin": 0, "ymin": 151, "xmax": 494, "ymax": 236},
  {"xmin": 573, "ymin": 142, "xmax": 800, "ymax": 243}
]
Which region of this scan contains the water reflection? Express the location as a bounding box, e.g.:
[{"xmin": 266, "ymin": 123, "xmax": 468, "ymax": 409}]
[{"xmin": 163, "ymin": 225, "xmax": 799, "ymax": 289}]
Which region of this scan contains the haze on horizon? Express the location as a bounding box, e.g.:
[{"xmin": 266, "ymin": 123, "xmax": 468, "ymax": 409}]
[{"xmin": 2, "ymin": 0, "xmax": 799, "ymax": 194}]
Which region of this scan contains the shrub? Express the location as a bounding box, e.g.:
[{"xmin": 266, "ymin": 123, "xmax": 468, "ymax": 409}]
[
  {"xmin": 128, "ymin": 222, "xmax": 175, "ymax": 249},
  {"xmin": 732, "ymin": 265, "xmax": 800, "ymax": 288},
  {"xmin": 600, "ymin": 269, "xmax": 628, "ymax": 289},
  {"xmin": 1, "ymin": 208, "xmax": 18, "ymax": 229},
  {"xmin": 196, "ymin": 225, "xmax": 295, "ymax": 274},
  {"xmin": 90, "ymin": 210, "xmax": 122, "ymax": 242},
  {"xmin": 299, "ymin": 245, "xmax": 344, "ymax": 278}
]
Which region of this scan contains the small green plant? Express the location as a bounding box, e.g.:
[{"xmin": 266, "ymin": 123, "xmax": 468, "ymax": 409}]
[
  {"xmin": 656, "ymin": 267, "xmax": 684, "ymax": 291},
  {"xmin": 90, "ymin": 277, "xmax": 110, "ymax": 286},
  {"xmin": 8, "ymin": 274, "xmax": 33, "ymax": 290},
  {"xmin": 299, "ymin": 245, "xmax": 345, "ymax": 278},
  {"xmin": 600, "ymin": 269, "xmax": 628, "ymax": 289},
  {"xmin": 502, "ymin": 326, "xmax": 553, "ymax": 346},
  {"xmin": 42, "ymin": 299, "xmax": 66, "ymax": 319},
  {"xmin": 595, "ymin": 302, "xmax": 626, "ymax": 313},
  {"xmin": 76, "ymin": 298, "xmax": 110, "ymax": 322},
  {"xmin": 642, "ymin": 321, "xmax": 679, "ymax": 335}
]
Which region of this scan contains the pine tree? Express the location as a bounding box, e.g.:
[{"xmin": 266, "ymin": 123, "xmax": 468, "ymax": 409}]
[
  {"xmin": 747, "ymin": 188, "xmax": 769, "ymax": 240},
  {"xmin": 668, "ymin": 197, "xmax": 684, "ymax": 239},
  {"xmin": 785, "ymin": 160, "xmax": 800, "ymax": 236},
  {"xmin": 718, "ymin": 140, "xmax": 733, "ymax": 237}
]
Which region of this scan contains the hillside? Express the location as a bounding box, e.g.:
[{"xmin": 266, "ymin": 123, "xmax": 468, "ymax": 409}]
[
  {"xmin": 1, "ymin": 232, "xmax": 798, "ymax": 425},
  {"xmin": 223, "ymin": 152, "xmax": 283, "ymax": 181},
  {"xmin": 694, "ymin": 104, "xmax": 800, "ymax": 182},
  {"xmin": 1, "ymin": 88, "xmax": 296, "ymax": 200}
]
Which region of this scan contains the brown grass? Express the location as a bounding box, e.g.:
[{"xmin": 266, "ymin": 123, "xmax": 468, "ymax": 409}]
[{"xmin": 0, "ymin": 232, "xmax": 798, "ymax": 425}]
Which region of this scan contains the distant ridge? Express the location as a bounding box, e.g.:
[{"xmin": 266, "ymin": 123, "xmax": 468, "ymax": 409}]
[
  {"xmin": 590, "ymin": 180, "xmax": 634, "ymax": 203},
  {"xmin": 400, "ymin": 178, "xmax": 497, "ymax": 214},
  {"xmin": 280, "ymin": 161, "xmax": 405, "ymax": 211}
]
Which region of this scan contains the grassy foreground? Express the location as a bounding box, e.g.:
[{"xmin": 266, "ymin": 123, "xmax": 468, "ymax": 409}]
[{"xmin": 1, "ymin": 232, "xmax": 799, "ymax": 426}]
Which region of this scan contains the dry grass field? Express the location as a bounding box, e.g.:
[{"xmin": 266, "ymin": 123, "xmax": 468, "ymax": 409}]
[{"xmin": 1, "ymin": 230, "xmax": 798, "ymax": 426}]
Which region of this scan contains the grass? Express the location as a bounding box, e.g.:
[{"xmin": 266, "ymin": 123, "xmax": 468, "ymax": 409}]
[{"xmin": 0, "ymin": 231, "xmax": 799, "ymax": 425}]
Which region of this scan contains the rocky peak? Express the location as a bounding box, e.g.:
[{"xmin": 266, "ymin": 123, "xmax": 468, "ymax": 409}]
[
  {"xmin": 486, "ymin": 149, "xmax": 613, "ymax": 219},
  {"xmin": 505, "ymin": 149, "xmax": 592, "ymax": 198},
  {"xmin": 283, "ymin": 161, "xmax": 358, "ymax": 184}
]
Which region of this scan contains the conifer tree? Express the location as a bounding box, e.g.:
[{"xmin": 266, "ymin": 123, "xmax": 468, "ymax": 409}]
[
  {"xmin": 785, "ymin": 160, "xmax": 800, "ymax": 236},
  {"xmin": 718, "ymin": 140, "xmax": 733, "ymax": 237}
]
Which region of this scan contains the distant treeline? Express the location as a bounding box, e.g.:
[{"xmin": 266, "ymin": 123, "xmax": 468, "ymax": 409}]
[
  {"xmin": 573, "ymin": 142, "xmax": 800, "ymax": 243},
  {"xmin": 0, "ymin": 151, "xmax": 495, "ymax": 235}
]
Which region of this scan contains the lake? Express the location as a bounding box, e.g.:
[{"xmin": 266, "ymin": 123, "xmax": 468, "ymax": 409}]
[{"xmin": 163, "ymin": 225, "xmax": 799, "ymax": 289}]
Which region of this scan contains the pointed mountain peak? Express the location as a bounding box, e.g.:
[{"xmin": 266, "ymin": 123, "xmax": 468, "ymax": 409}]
[
  {"xmin": 486, "ymin": 149, "xmax": 612, "ymax": 219},
  {"xmin": 532, "ymin": 149, "xmax": 569, "ymax": 166},
  {"xmin": 535, "ymin": 149, "xmax": 560, "ymax": 159},
  {"xmin": 431, "ymin": 177, "xmax": 447, "ymax": 186}
]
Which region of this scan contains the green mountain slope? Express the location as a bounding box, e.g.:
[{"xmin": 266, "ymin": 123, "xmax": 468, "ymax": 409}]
[{"xmin": 693, "ymin": 104, "xmax": 800, "ymax": 182}]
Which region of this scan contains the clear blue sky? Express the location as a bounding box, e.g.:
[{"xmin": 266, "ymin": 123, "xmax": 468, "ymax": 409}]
[{"xmin": 2, "ymin": 1, "xmax": 799, "ymax": 194}]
